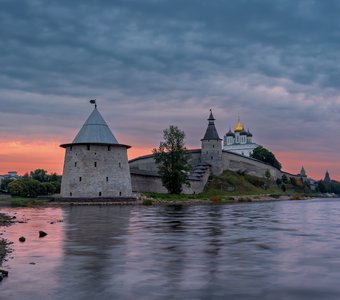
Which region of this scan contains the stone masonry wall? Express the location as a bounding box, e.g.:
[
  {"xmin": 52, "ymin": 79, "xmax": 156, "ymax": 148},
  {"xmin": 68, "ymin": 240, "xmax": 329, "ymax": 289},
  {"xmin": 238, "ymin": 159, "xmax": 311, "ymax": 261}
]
[
  {"xmin": 222, "ymin": 150, "xmax": 282, "ymax": 179},
  {"xmin": 61, "ymin": 144, "xmax": 132, "ymax": 198},
  {"xmin": 129, "ymin": 148, "xmax": 292, "ymax": 194},
  {"xmin": 131, "ymin": 173, "xmax": 209, "ymax": 194}
]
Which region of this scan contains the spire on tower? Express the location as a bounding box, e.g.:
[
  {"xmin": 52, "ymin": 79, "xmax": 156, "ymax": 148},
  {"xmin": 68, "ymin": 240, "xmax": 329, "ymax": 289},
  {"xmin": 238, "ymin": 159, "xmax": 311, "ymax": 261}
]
[{"xmin": 202, "ymin": 109, "xmax": 221, "ymax": 140}]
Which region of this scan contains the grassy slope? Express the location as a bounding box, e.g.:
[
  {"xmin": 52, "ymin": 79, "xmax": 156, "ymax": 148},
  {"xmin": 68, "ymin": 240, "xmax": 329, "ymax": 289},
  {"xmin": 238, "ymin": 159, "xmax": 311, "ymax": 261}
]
[{"xmin": 144, "ymin": 170, "xmax": 307, "ymax": 200}]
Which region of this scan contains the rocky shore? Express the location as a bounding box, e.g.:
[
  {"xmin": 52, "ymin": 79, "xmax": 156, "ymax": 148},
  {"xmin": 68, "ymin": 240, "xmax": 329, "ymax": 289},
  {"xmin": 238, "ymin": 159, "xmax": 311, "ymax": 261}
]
[{"xmin": 0, "ymin": 212, "xmax": 14, "ymax": 269}]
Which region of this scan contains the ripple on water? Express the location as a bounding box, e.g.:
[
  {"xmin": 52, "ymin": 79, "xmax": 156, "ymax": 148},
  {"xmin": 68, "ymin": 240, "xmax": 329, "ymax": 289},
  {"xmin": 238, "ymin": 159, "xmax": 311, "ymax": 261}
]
[{"xmin": 1, "ymin": 199, "xmax": 340, "ymax": 299}]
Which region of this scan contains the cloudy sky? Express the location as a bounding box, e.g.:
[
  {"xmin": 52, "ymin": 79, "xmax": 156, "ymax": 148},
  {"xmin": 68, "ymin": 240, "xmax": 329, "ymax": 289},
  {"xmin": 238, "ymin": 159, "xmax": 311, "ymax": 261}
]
[{"xmin": 1, "ymin": 0, "xmax": 339, "ymax": 180}]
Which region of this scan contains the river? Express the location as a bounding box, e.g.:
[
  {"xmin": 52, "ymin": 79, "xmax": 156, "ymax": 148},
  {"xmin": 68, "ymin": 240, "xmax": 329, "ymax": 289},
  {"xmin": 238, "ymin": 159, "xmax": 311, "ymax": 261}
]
[{"xmin": 1, "ymin": 198, "xmax": 340, "ymax": 300}]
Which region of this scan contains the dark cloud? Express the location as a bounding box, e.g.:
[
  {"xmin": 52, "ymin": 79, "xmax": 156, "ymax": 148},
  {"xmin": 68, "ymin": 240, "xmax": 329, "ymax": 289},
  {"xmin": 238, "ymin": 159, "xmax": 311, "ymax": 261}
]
[{"xmin": 1, "ymin": 0, "xmax": 340, "ymax": 177}]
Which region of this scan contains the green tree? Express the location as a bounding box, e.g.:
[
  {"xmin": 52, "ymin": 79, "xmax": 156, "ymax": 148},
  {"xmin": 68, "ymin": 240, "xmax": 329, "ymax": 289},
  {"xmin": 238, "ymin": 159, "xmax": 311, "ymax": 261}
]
[
  {"xmin": 30, "ymin": 169, "xmax": 48, "ymax": 182},
  {"xmin": 251, "ymin": 146, "xmax": 282, "ymax": 170},
  {"xmin": 41, "ymin": 182, "xmax": 56, "ymax": 195},
  {"xmin": 8, "ymin": 180, "xmax": 27, "ymax": 196},
  {"xmin": 281, "ymin": 184, "xmax": 286, "ymax": 192},
  {"xmin": 21, "ymin": 178, "xmax": 44, "ymax": 197},
  {"xmin": 281, "ymin": 174, "xmax": 289, "ymax": 184},
  {"xmin": 0, "ymin": 177, "xmax": 14, "ymax": 191},
  {"xmin": 276, "ymin": 178, "xmax": 282, "ymax": 186},
  {"xmin": 153, "ymin": 125, "xmax": 191, "ymax": 194}
]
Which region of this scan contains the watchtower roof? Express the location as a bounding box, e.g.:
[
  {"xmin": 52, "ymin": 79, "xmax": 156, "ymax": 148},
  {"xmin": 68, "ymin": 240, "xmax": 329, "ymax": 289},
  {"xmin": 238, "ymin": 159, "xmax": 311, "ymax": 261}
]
[
  {"xmin": 72, "ymin": 107, "xmax": 118, "ymax": 144},
  {"xmin": 201, "ymin": 109, "xmax": 222, "ymax": 141},
  {"xmin": 60, "ymin": 107, "xmax": 130, "ymax": 148}
]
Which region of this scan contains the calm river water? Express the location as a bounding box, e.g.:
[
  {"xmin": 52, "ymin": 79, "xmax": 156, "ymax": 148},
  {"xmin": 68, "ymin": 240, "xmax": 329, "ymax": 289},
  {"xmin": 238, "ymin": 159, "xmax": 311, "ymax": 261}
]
[{"xmin": 1, "ymin": 198, "xmax": 340, "ymax": 300}]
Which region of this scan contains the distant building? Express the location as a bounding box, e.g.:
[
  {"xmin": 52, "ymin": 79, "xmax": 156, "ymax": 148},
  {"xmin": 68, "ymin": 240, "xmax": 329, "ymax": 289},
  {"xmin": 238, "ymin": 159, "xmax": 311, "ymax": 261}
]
[
  {"xmin": 299, "ymin": 166, "xmax": 317, "ymax": 191},
  {"xmin": 0, "ymin": 171, "xmax": 19, "ymax": 189},
  {"xmin": 324, "ymin": 171, "xmax": 331, "ymax": 182},
  {"xmin": 299, "ymin": 166, "xmax": 307, "ymax": 179},
  {"xmin": 60, "ymin": 104, "xmax": 133, "ymax": 198},
  {"xmin": 223, "ymin": 118, "xmax": 260, "ymax": 157}
]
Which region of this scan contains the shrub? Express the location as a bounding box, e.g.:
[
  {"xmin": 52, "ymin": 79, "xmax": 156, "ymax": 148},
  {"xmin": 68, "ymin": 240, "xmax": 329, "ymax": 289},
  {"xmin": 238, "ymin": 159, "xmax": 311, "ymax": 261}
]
[
  {"xmin": 281, "ymin": 184, "xmax": 286, "ymax": 192},
  {"xmin": 276, "ymin": 178, "xmax": 282, "ymax": 186},
  {"xmin": 245, "ymin": 174, "xmax": 265, "ymax": 188},
  {"xmin": 142, "ymin": 199, "xmax": 154, "ymax": 206},
  {"xmin": 210, "ymin": 195, "xmax": 221, "ymax": 203}
]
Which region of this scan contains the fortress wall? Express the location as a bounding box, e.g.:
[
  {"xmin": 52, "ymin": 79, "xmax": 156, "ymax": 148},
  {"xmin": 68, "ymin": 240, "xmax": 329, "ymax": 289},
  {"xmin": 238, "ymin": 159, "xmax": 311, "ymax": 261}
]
[
  {"xmin": 222, "ymin": 151, "xmax": 282, "ymax": 179},
  {"xmin": 129, "ymin": 149, "xmax": 295, "ymax": 195},
  {"xmin": 129, "ymin": 155, "xmax": 159, "ymax": 172},
  {"xmin": 61, "ymin": 144, "xmax": 132, "ymax": 198},
  {"xmin": 131, "ymin": 174, "xmax": 168, "ymax": 193},
  {"xmin": 188, "ymin": 151, "xmax": 202, "ymax": 166},
  {"xmin": 131, "ymin": 174, "xmax": 207, "ymax": 194},
  {"xmin": 129, "ymin": 150, "xmax": 202, "ymax": 172}
]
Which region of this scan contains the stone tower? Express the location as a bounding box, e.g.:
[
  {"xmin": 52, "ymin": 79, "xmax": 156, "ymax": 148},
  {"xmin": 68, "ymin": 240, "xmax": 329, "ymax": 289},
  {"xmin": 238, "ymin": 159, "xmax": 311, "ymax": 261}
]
[
  {"xmin": 201, "ymin": 110, "xmax": 223, "ymax": 175},
  {"xmin": 60, "ymin": 104, "xmax": 133, "ymax": 198}
]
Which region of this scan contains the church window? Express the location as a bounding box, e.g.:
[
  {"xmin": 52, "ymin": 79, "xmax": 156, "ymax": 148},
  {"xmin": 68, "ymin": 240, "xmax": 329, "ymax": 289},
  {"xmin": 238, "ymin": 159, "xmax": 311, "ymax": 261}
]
[
  {"xmin": 99, "ymin": 192, "xmax": 102, "ymax": 196},
  {"xmin": 213, "ymin": 145, "xmax": 215, "ymax": 148},
  {"xmin": 119, "ymin": 162, "xmax": 122, "ymax": 168},
  {"xmin": 119, "ymin": 191, "xmax": 122, "ymax": 196},
  {"xmin": 94, "ymin": 162, "xmax": 97, "ymax": 167},
  {"xmin": 79, "ymin": 176, "xmax": 82, "ymax": 182},
  {"xmin": 74, "ymin": 162, "xmax": 77, "ymax": 167},
  {"xmin": 106, "ymin": 177, "xmax": 108, "ymax": 182},
  {"xmin": 87, "ymin": 145, "xmax": 90, "ymax": 151},
  {"xmin": 70, "ymin": 192, "xmax": 72, "ymax": 197}
]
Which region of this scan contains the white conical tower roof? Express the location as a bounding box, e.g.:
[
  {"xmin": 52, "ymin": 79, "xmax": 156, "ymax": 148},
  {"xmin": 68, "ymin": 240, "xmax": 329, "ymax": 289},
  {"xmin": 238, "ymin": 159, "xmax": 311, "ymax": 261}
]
[{"xmin": 72, "ymin": 107, "xmax": 118, "ymax": 144}]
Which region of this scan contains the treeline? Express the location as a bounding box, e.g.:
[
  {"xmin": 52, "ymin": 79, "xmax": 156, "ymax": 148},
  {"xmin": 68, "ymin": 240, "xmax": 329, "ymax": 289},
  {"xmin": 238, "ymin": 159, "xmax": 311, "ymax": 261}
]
[
  {"xmin": 318, "ymin": 180, "xmax": 340, "ymax": 194},
  {"xmin": 1, "ymin": 169, "xmax": 61, "ymax": 198},
  {"xmin": 250, "ymin": 146, "xmax": 282, "ymax": 170}
]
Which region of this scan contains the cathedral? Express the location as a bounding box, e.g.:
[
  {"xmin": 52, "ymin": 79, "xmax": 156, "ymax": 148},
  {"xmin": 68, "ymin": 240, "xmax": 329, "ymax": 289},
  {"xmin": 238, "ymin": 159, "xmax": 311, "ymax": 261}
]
[{"xmin": 223, "ymin": 118, "xmax": 260, "ymax": 157}]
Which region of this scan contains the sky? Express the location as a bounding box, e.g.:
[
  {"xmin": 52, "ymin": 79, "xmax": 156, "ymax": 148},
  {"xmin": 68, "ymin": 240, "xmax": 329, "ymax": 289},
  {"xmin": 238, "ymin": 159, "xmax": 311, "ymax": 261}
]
[{"xmin": 1, "ymin": 0, "xmax": 339, "ymax": 180}]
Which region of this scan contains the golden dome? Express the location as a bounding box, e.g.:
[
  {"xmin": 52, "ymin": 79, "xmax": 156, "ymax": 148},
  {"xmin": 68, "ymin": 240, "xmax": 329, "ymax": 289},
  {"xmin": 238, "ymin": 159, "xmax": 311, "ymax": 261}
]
[{"xmin": 234, "ymin": 119, "xmax": 244, "ymax": 132}]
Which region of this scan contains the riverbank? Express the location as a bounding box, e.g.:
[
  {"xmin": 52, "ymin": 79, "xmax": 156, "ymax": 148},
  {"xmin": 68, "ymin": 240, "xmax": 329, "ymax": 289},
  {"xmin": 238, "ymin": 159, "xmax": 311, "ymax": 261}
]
[
  {"xmin": 1, "ymin": 192, "xmax": 338, "ymax": 207},
  {"xmin": 0, "ymin": 212, "xmax": 14, "ymax": 268},
  {"xmin": 138, "ymin": 192, "xmax": 322, "ymax": 206}
]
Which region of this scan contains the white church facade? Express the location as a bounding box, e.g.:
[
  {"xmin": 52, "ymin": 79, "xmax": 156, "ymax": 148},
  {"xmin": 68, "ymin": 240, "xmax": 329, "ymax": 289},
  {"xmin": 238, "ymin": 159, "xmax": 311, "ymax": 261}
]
[{"xmin": 223, "ymin": 118, "xmax": 260, "ymax": 157}]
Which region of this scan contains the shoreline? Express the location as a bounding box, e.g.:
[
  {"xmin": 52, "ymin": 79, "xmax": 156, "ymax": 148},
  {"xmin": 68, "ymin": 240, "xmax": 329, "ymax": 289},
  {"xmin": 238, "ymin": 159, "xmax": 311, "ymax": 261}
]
[
  {"xmin": 46, "ymin": 193, "xmax": 339, "ymax": 206},
  {"xmin": 0, "ymin": 193, "xmax": 338, "ymax": 208},
  {"xmin": 0, "ymin": 213, "xmax": 14, "ymax": 268}
]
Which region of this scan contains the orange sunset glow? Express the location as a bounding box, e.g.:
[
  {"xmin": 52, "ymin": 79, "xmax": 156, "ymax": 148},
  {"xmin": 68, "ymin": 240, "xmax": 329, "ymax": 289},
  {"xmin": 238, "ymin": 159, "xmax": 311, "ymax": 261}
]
[
  {"xmin": 0, "ymin": 140, "xmax": 153, "ymax": 176},
  {"xmin": 1, "ymin": 139, "xmax": 339, "ymax": 181}
]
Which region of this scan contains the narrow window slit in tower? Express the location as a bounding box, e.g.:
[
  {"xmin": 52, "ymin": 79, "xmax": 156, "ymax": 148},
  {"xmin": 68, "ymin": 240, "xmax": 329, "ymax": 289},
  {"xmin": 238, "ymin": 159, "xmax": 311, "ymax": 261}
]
[
  {"xmin": 70, "ymin": 192, "xmax": 72, "ymax": 197},
  {"xmin": 108, "ymin": 146, "xmax": 111, "ymax": 151},
  {"xmin": 70, "ymin": 146, "xmax": 72, "ymax": 151},
  {"xmin": 87, "ymin": 145, "xmax": 90, "ymax": 151},
  {"xmin": 106, "ymin": 177, "xmax": 108, "ymax": 182},
  {"xmin": 119, "ymin": 191, "xmax": 122, "ymax": 196},
  {"xmin": 119, "ymin": 162, "xmax": 121, "ymax": 168},
  {"xmin": 94, "ymin": 162, "xmax": 97, "ymax": 167},
  {"xmin": 79, "ymin": 177, "xmax": 82, "ymax": 182},
  {"xmin": 74, "ymin": 162, "xmax": 77, "ymax": 167},
  {"xmin": 99, "ymin": 192, "xmax": 102, "ymax": 196}
]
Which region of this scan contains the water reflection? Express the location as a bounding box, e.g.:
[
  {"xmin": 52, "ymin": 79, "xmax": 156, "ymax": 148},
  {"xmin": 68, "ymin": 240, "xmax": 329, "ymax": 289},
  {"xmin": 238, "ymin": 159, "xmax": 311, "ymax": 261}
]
[
  {"xmin": 56, "ymin": 206, "xmax": 132, "ymax": 300},
  {"xmin": 1, "ymin": 199, "xmax": 340, "ymax": 299}
]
